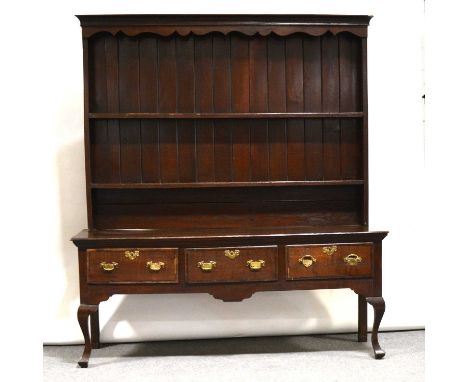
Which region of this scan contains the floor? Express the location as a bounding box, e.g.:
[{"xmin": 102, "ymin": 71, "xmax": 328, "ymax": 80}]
[{"xmin": 44, "ymin": 330, "xmax": 424, "ymax": 382}]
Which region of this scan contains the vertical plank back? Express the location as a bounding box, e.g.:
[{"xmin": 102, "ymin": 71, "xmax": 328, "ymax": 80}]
[{"xmin": 85, "ymin": 28, "xmax": 366, "ymax": 228}]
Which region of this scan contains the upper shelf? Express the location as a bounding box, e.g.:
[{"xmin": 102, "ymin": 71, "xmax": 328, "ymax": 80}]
[
  {"xmin": 77, "ymin": 14, "xmax": 372, "ymax": 38},
  {"xmin": 89, "ymin": 112, "xmax": 364, "ymax": 120}
]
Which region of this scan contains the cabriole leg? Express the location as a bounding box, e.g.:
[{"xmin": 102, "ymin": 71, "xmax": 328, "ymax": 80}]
[
  {"xmin": 358, "ymin": 294, "xmax": 368, "ymax": 342},
  {"xmin": 366, "ymin": 297, "xmax": 386, "ymax": 359},
  {"xmin": 77, "ymin": 304, "xmax": 99, "ymax": 368}
]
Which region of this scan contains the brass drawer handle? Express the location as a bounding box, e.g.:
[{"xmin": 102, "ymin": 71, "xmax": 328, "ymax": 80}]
[
  {"xmin": 125, "ymin": 250, "xmax": 140, "ymax": 260},
  {"xmin": 100, "ymin": 262, "xmax": 118, "ymax": 272},
  {"xmin": 225, "ymin": 249, "xmax": 240, "ymax": 259},
  {"xmin": 198, "ymin": 261, "xmax": 216, "ymax": 272},
  {"xmin": 322, "ymin": 246, "xmax": 337, "ymax": 256},
  {"xmin": 147, "ymin": 261, "xmax": 165, "ymax": 272},
  {"xmin": 344, "ymin": 254, "xmax": 362, "ymax": 266},
  {"xmin": 247, "ymin": 259, "xmax": 265, "ymax": 271},
  {"xmin": 299, "ymin": 255, "xmax": 316, "ymax": 268}
]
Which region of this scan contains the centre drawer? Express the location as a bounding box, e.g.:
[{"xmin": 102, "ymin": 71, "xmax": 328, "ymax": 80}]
[
  {"xmin": 185, "ymin": 246, "xmax": 278, "ymax": 284},
  {"xmin": 87, "ymin": 248, "xmax": 178, "ymax": 284},
  {"xmin": 286, "ymin": 243, "xmax": 373, "ymax": 280}
]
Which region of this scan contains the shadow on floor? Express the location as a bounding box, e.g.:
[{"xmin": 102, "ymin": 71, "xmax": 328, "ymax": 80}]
[{"xmin": 47, "ymin": 333, "xmax": 371, "ymax": 366}]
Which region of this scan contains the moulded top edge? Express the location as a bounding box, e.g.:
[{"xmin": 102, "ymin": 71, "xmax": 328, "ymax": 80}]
[
  {"xmin": 76, "ymin": 15, "xmax": 371, "ymax": 39},
  {"xmin": 75, "ymin": 14, "xmax": 373, "ymax": 27}
]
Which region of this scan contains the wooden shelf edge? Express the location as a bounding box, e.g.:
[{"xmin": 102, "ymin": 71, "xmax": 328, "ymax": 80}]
[
  {"xmin": 88, "ymin": 112, "xmax": 364, "ymax": 120},
  {"xmin": 91, "ymin": 180, "xmax": 365, "ymax": 189}
]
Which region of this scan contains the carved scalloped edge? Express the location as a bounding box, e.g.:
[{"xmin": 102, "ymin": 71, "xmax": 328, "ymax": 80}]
[
  {"xmin": 82, "ymin": 25, "xmax": 367, "ymax": 39},
  {"xmin": 209, "ymin": 289, "xmax": 255, "ymax": 302}
]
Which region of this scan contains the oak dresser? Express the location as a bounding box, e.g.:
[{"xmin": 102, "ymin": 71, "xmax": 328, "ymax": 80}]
[{"xmin": 72, "ymin": 14, "xmax": 388, "ymax": 367}]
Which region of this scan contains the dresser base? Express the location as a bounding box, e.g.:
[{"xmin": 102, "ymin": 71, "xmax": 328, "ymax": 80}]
[{"xmin": 73, "ymin": 227, "xmax": 387, "ymax": 367}]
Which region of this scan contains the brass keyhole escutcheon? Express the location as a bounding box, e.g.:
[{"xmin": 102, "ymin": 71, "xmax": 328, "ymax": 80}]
[
  {"xmin": 100, "ymin": 262, "xmax": 118, "ymax": 272},
  {"xmin": 225, "ymin": 249, "xmax": 240, "ymax": 260},
  {"xmin": 299, "ymin": 255, "xmax": 317, "ymax": 268},
  {"xmin": 198, "ymin": 261, "xmax": 216, "ymax": 272},
  {"xmin": 344, "ymin": 254, "xmax": 362, "ymax": 266},
  {"xmin": 322, "ymin": 246, "xmax": 337, "ymax": 256},
  {"xmin": 247, "ymin": 259, "xmax": 265, "ymax": 271},
  {"xmin": 147, "ymin": 261, "xmax": 165, "ymax": 272},
  {"xmin": 125, "ymin": 250, "xmax": 140, "ymax": 261}
]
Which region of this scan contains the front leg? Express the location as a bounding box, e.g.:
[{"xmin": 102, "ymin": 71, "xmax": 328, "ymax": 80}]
[
  {"xmin": 358, "ymin": 294, "xmax": 368, "ymax": 342},
  {"xmin": 90, "ymin": 307, "xmax": 100, "ymax": 349},
  {"xmin": 77, "ymin": 304, "xmax": 99, "ymax": 368},
  {"xmin": 366, "ymin": 297, "xmax": 386, "ymax": 359}
]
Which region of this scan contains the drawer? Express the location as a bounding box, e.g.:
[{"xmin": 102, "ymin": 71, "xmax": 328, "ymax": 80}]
[
  {"xmin": 87, "ymin": 248, "xmax": 178, "ymax": 284},
  {"xmin": 185, "ymin": 246, "xmax": 278, "ymax": 284},
  {"xmin": 286, "ymin": 243, "xmax": 373, "ymax": 280}
]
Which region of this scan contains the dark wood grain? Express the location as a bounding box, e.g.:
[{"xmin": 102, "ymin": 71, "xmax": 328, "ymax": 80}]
[
  {"xmin": 138, "ymin": 37, "xmax": 158, "ymax": 113},
  {"xmin": 323, "ymin": 119, "xmax": 341, "ymax": 180},
  {"xmin": 361, "ymin": 38, "xmax": 369, "ymax": 225},
  {"xmin": 303, "ymin": 36, "xmax": 323, "ymax": 180},
  {"xmin": 119, "ymin": 120, "xmax": 142, "ymax": 182},
  {"xmin": 339, "ymin": 33, "xmax": 362, "ymax": 112},
  {"xmin": 90, "ymin": 120, "xmax": 109, "ymax": 182},
  {"xmin": 322, "ymin": 34, "xmax": 340, "ymax": 112},
  {"xmin": 249, "ymin": 38, "xmax": 269, "ymax": 180},
  {"xmin": 89, "ymin": 112, "xmax": 364, "ymax": 119},
  {"xmin": 194, "ymin": 35, "xmax": 213, "ymax": 112},
  {"xmin": 304, "ymin": 120, "xmax": 323, "ymax": 180},
  {"xmin": 366, "ymin": 297, "xmax": 386, "ymax": 359},
  {"xmin": 76, "ymin": 14, "xmax": 386, "ymax": 367},
  {"xmin": 158, "ymin": 37, "xmax": 178, "ymax": 182},
  {"xmin": 303, "ymin": 36, "xmax": 322, "ymax": 112},
  {"xmin": 285, "ymin": 36, "xmax": 305, "ymax": 180},
  {"xmin": 118, "ymin": 36, "xmax": 141, "ymax": 182},
  {"xmin": 89, "ymin": 35, "xmax": 107, "ymax": 113},
  {"xmin": 267, "ymin": 36, "xmax": 286, "ymax": 112},
  {"xmin": 185, "ymin": 246, "xmax": 278, "ymax": 283},
  {"xmin": 82, "ymin": 37, "xmax": 94, "ymax": 228},
  {"xmin": 90, "ymin": 308, "xmax": 100, "ymax": 349},
  {"xmin": 176, "ymin": 37, "xmax": 196, "ymax": 182},
  {"xmin": 231, "ymin": 35, "xmax": 250, "ymax": 181},
  {"xmin": 212, "ymin": 36, "xmax": 232, "ymax": 181},
  {"xmin": 91, "ymin": 180, "xmax": 364, "ymax": 189},
  {"xmin": 87, "ymin": 248, "xmax": 178, "ymax": 283},
  {"xmin": 286, "ymin": 243, "xmax": 373, "ymax": 280},
  {"xmin": 78, "ymin": 15, "xmax": 372, "ymax": 40},
  {"xmin": 268, "ymin": 119, "xmax": 287, "ymax": 180},
  {"xmin": 77, "ymin": 304, "xmax": 98, "ymax": 368},
  {"xmin": 89, "ymin": 37, "xmax": 120, "ymax": 184},
  {"xmin": 358, "ymin": 294, "xmax": 368, "ymax": 342},
  {"xmin": 196, "ymin": 121, "xmax": 215, "ymax": 182},
  {"xmin": 102, "ymin": 37, "xmax": 121, "ymax": 184},
  {"xmin": 176, "ymin": 36, "xmax": 195, "ymax": 113},
  {"xmin": 141, "ymin": 121, "xmax": 160, "ymax": 182},
  {"xmin": 267, "ymin": 37, "xmax": 287, "ymax": 180},
  {"xmin": 230, "ymin": 35, "xmax": 250, "ymax": 113},
  {"xmin": 213, "ymin": 35, "xmax": 231, "ymax": 112},
  {"xmin": 214, "ymin": 121, "xmax": 232, "ymax": 181},
  {"xmin": 92, "ymin": 186, "xmax": 363, "ymax": 229},
  {"xmin": 340, "ymin": 119, "xmax": 362, "ymax": 179}
]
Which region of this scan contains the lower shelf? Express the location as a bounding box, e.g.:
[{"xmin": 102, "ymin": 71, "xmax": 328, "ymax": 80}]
[{"xmin": 90, "ymin": 180, "xmax": 365, "ymax": 189}]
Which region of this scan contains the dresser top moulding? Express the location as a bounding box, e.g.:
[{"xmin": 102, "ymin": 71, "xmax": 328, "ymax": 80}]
[{"xmin": 76, "ymin": 14, "xmax": 373, "ymax": 38}]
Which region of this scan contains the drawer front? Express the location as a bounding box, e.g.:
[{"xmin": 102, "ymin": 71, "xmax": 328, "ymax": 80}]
[
  {"xmin": 286, "ymin": 243, "xmax": 373, "ymax": 280},
  {"xmin": 185, "ymin": 246, "xmax": 278, "ymax": 284},
  {"xmin": 87, "ymin": 248, "xmax": 178, "ymax": 284}
]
